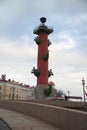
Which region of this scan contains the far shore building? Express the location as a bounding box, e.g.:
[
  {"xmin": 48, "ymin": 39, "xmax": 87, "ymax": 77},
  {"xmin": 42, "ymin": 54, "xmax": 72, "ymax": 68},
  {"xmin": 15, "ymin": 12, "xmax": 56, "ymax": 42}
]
[{"xmin": 0, "ymin": 74, "xmax": 35, "ymax": 100}]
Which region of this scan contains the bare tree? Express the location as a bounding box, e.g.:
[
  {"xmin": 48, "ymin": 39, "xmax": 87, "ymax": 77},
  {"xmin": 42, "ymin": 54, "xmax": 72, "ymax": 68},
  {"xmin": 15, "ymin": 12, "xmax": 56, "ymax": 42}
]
[{"xmin": 56, "ymin": 89, "xmax": 66, "ymax": 97}]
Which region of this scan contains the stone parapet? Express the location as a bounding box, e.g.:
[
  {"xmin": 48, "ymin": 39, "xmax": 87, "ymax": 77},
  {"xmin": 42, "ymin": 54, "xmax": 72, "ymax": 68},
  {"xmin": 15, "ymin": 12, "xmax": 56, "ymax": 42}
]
[{"xmin": 0, "ymin": 101, "xmax": 87, "ymax": 130}]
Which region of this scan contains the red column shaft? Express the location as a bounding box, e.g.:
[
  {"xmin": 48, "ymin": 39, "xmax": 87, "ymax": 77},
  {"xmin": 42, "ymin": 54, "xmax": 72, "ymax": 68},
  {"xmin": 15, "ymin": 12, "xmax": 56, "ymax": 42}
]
[{"xmin": 37, "ymin": 33, "xmax": 48, "ymax": 85}]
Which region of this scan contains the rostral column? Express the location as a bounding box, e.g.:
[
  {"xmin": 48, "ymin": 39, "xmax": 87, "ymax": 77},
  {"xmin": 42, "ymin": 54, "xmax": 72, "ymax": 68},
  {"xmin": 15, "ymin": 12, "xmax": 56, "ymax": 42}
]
[{"xmin": 31, "ymin": 17, "xmax": 53, "ymax": 98}]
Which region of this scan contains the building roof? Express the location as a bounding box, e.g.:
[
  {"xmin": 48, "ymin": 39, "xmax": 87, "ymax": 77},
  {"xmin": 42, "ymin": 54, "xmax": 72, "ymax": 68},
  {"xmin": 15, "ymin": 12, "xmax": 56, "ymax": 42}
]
[{"xmin": 0, "ymin": 78, "xmax": 30, "ymax": 89}]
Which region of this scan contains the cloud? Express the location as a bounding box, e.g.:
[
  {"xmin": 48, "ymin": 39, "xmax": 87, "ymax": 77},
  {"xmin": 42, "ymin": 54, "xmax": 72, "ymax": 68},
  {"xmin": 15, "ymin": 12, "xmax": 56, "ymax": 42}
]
[
  {"xmin": 0, "ymin": 0, "xmax": 87, "ymax": 25},
  {"xmin": 0, "ymin": 36, "xmax": 36, "ymax": 60},
  {"xmin": 50, "ymin": 31, "xmax": 87, "ymax": 69},
  {"xmin": 48, "ymin": 31, "xmax": 87, "ymax": 96},
  {"xmin": 0, "ymin": 35, "xmax": 37, "ymax": 85},
  {"xmin": 0, "ymin": 0, "xmax": 87, "ymax": 39}
]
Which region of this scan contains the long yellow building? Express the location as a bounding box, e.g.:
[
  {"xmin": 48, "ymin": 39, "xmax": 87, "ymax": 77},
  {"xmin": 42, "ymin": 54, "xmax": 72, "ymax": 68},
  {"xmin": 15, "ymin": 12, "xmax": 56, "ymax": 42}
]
[{"xmin": 0, "ymin": 74, "xmax": 35, "ymax": 100}]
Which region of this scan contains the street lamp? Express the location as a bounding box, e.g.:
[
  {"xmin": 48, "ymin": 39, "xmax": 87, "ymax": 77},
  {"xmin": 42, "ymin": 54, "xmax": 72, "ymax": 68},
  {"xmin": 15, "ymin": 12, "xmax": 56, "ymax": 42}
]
[
  {"xmin": 67, "ymin": 90, "xmax": 70, "ymax": 96},
  {"xmin": 81, "ymin": 77, "xmax": 85, "ymax": 102}
]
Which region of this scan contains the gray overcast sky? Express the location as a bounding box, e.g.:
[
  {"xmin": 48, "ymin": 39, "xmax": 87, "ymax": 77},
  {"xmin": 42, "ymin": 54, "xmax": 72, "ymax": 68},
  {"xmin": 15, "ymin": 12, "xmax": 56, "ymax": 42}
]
[{"xmin": 0, "ymin": 0, "xmax": 87, "ymax": 97}]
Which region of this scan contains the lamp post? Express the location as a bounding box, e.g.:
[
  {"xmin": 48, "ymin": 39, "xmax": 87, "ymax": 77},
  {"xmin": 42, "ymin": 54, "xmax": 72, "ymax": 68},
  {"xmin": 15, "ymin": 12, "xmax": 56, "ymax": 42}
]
[
  {"xmin": 81, "ymin": 77, "xmax": 85, "ymax": 102},
  {"xmin": 67, "ymin": 90, "xmax": 70, "ymax": 96}
]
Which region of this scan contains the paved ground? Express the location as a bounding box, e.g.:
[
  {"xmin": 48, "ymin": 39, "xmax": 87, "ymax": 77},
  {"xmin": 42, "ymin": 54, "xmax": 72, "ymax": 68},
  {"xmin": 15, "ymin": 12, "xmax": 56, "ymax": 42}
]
[{"xmin": 0, "ymin": 108, "xmax": 61, "ymax": 130}]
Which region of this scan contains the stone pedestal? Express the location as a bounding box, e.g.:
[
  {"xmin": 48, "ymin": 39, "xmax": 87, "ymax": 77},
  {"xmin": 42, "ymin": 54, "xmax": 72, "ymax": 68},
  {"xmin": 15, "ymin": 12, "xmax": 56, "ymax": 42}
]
[{"xmin": 35, "ymin": 85, "xmax": 56, "ymax": 99}]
